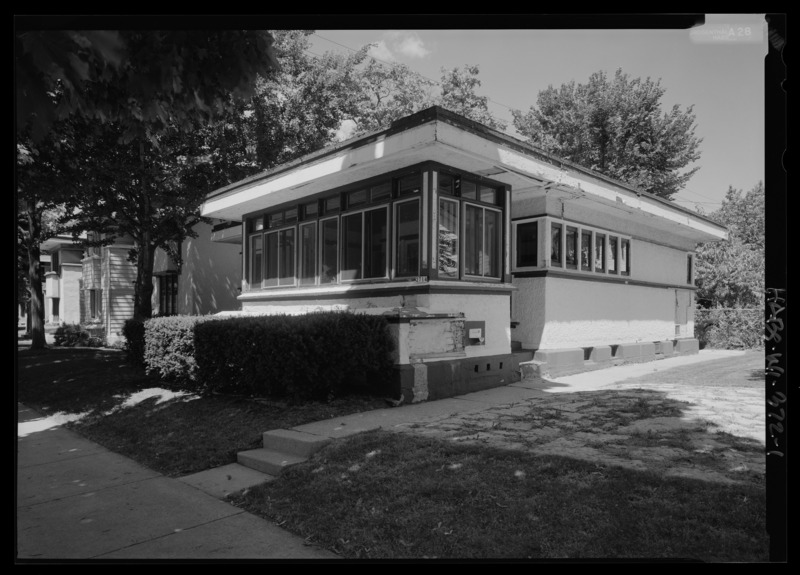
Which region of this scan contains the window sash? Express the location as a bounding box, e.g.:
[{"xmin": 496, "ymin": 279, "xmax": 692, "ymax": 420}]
[
  {"xmin": 580, "ymin": 230, "xmax": 592, "ymax": 271},
  {"xmin": 299, "ymin": 222, "xmax": 317, "ymax": 285},
  {"xmin": 551, "ymin": 223, "xmax": 563, "ymax": 267},
  {"xmin": 438, "ymin": 198, "xmax": 460, "ymax": 279},
  {"xmin": 320, "ymin": 217, "xmax": 339, "ymax": 284},
  {"xmin": 515, "ymin": 221, "xmax": 539, "ymax": 268},
  {"xmin": 264, "ymin": 228, "xmax": 296, "ymax": 287},
  {"xmin": 464, "ymin": 203, "xmax": 502, "ymax": 279},
  {"xmin": 341, "ymin": 206, "xmax": 389, "ymax": 282},
  {"xmin": 250, "ymin": 235, "xmax": 263, "ymax": 287},
  {"xmin": 565, "ymin": 226, "xmax": 578, "ymax": 270},
  {"xmin": 394, "ymin": 198, "xmax": 420, "ymax": 278},
  {"xmin": 594, "ymin": 233, "xmax": 606, "ymax": 272},
  {"xmin": 608, "ymin": 236, "xmax": 618, "ymax": 274}
]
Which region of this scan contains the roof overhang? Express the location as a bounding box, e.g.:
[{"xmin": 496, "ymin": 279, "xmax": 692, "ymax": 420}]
[{"xmin": 202, "ymin": 107, "xmax": 727, "ymax": 244}]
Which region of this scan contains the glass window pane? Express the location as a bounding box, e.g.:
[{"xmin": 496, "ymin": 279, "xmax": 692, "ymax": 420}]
[
  {"xmin": 348, "ymin": 189, "xmax": 367, "ymax": 207},
  {"xmin": 396, "ymin": 200, "xmax": 420, "ymax": 277},
  {"xmin": 398, "ymin": 174, "xmax": 421, "ymax": 196},
  {"xmin": 299, "ymin": 223, "xmax": 316, "ymax": 285},
  {"xmin": 279, "ymin": 228, "xmax": 295, "ymax": 286},
  {"xmin": 341, "ymin": 213, "xmax": 362, "ymax": 281},
  {"xmin": 465, "ymin": 205, "xmax": 483, "ymax": 276},
  {"xmin": 254, "ymin": 217, "xmax": 264, "ymax": 232},
  {"xmin": 550, "ymin": 223, "xmax": 562, "ymax": 267},
  {"xmin": 268, "ymin": 212, "xmax": 283, "ymax": 229},
  {"xmin": 609, "ymin": 237, "xmax": 618, "ymax": 273},
  {"xmin": 480, "ymin": 185, "xmax": 497, "ymax": 205},
  {"xmin": 265, "ymin": 232, "xmax": 279, "ymax": 286},
  {"xmin": 484, "ymin": 209, "xmax": 501, "ymax": 277},
  {"xmin": 364, "ymin": 208, "xmax": 387, "ymax": 279},
  {"xmin": 284, "ymin": 207, "xmax": 298, "ymax": 223},
  {"xmin": 438, "ymin": 199, "xmax": 459, "ymax": 279},
  {"xmin": 621, "ymin": 239, "xmax": 630, "ymax": 275},
  {"xmin": 566, "ymin": 226, "xmax": 578, "ymax": 269},
  {"xmin": 461, "ymin": 179, "xmax": 477, "ymax": 200},
  {"xmin": 303, "ymin": 201, "xmax": 318, "ymax": 218},
  {"xmin": 320, "ymin": 219, "xmax": 338, "ymax": 284},
  {"xmin": 370, "ymin": 182, "xmax": 392, "ymax": 202},
  {"xmin": 325, "ymin": 196, "xmax": 340, "ymax": 214},
  {"xmin": 581, "ymin": 231, "xmax": 592, "ymax": 271},
  {"xmin": 250, "ymin": 235, "xmax": 262, "ymax": 286},
  {"xmin": 595, "ymin": 233, "xmax": 605, "ymax": 272},
  {"xmin": 438, "ymin": 174, "xmax": 454, "ymax": 196},
  {"xmin": 516, "ymin": 221, "xmax": 538, "ymax": 268}
]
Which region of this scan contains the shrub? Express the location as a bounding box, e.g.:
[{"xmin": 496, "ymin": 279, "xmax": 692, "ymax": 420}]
[
  {"xmin": 144, "ymin": 315, "xmax": 213, "ymax": 384},
  {"xmin": 53, "ymin": 323, "xmax": 105, "ymax": 348},
  {"xmin": 695, "ymin": 308, "xmax": 763, "ymax": 350},
  {"xmin": 193, "ymin": 311, "xmax": 395, "ymax": 400},
  {"xmin": 122, "ymin": 319, "xmax": 146, "ymax": 366}
]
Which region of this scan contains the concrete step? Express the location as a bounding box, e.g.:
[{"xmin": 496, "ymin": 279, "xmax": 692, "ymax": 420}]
[
  {"xmin": 237, "ymin": 448, "xmax": 307, "ymax": 476},
  {"xmin": 262, "ymin": 429, "xmax": 332, "ymax": 458}
]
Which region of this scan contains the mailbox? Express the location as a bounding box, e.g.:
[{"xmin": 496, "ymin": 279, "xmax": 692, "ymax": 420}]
[{"xmin": 464, "ymin": 321, "xmax": 485, "ymax": 346}]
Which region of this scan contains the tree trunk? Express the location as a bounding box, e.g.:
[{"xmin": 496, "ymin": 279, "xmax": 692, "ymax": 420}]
[
  {"xmin": 133, "ymin": 239, "xmax": 156, "ymax": 321},
  {"xmin": 24, "ymin": 199, "xmax": 46, "ymax": 349}
]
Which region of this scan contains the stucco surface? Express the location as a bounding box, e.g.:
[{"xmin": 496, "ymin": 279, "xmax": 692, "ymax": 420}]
[{"xmin": 513, "ymin": 276, "xmax": 696, "ymax": 350}]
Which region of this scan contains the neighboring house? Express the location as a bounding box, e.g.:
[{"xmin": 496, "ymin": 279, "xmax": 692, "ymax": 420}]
[
  {"xmin": 198, "ymin": 106, "xmax": 725, "ymax": 403},
  {"xmin": 37, "ymin": 222, "xmax": 241, "ymax": 345},
  {"xmin": 40, "ymin": 235, "xmax": 84, "ymax": 326}
]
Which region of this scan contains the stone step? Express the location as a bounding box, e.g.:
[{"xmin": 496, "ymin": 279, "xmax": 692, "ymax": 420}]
[
  {"xmin": 262, "ymin": 429, "xmax": 332, "ymax": 458},
  {"xmin": 237, "ymin": 448, "xmax": 307, "ymax": 476}
]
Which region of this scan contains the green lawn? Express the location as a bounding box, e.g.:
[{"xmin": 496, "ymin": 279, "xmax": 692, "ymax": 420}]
[
  {"xmin": 16, "ymin": 346, "xmax": 387, "ymax": 477},
  {"xmin": 17, "ymin": 345, "xmax": 770, "ymax": 560},
  {"xmin": 230, "ymin": 430, "xmax": 768, "ymax": 561}
]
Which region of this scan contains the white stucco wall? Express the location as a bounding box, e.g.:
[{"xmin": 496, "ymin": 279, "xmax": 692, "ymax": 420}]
[
  {"xmin": 240, "ymin": 286, "xmax": 512, "ymax": 364},
  {"xmin": 630, "ymin": 240, "xmax": 693, "ymax": 286},
  {"xmin": 152, "ymin": 222, "xmax": 242, "ymax": 316},
  {"xmin": 513, "ymin": 275, "xmax": 695, "ymax": 350},
  {"xmin": 59, "ymin": 264, "xmax": 82, "ymax": 325}
]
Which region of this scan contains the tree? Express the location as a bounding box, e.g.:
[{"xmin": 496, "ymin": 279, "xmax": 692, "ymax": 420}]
[
  {"xmin": 16, "ymin": 30, "xmax": 278, "ymax": 344},
  {"xmin": 15, "ymin": 29, "xmax": 277, "ymax": 144},
  {"xmin": 512, "ymin": 69, "xmax": 701, "ymax": 199},
  {"xmin": 695, "ymin": 182, "xmax": 765, "ymax": 309},
  {"xmin": 438, "ymin": 65, "xmax": 507, "ymax": 130},
  {"xmin": 348, "ymin": 58, "xmax": 436, "ymax": 135},
  {"xmin": 251, "ymin": 30, "xmax": 370, "ymax": 168},
  {"xmin": 16, "ymin": 135, "xmax": 75, "ymax": 348},
  {"xmin": 61, "ymin": 119, "xmax": 222, "ymax": 321}
]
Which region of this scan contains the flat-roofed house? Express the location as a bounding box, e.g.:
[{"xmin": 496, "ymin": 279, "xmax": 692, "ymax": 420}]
[{"xmin": 201, "ymin": 106, "xmax": 727, "ymax": 403}]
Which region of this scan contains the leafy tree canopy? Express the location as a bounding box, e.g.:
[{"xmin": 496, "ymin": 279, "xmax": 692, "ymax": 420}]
[
  {"xmin": 15, "ymin": 29, "xmax": 278, "ymax": 143},
  {"xmin": 512, "ymin": 69, "xmax": 701, "ymax": 199},
  {"xmin": 695, "ymin": 182, "xmax": 764, "ymax": 309}
]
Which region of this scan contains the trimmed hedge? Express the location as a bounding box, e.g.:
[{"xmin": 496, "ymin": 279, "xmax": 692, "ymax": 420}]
[
  {"xmin": 193, "ymin": 312, "xmax": 395, "ymax": 400},
  {"xmin": 53, "ymin": 323, "xmax": 105, "ymax": 348},
  {"xmin": 695, "ymin": 308, "xmax": 763, "ymax": 350},
  {"xmin": 143, "ymin": 315, "xmax": 213, "ymax": 384},
  {"xmin": 122, "ymin": 319, "xmax": 146, "ymax": 366}
]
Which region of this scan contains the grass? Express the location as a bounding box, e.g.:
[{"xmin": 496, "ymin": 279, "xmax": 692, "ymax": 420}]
[
  {"xmin": 16, "ymin": 346, "xmax": 388, "ymax": 477},
  {"xmin": 17, "ymin": 344, "xmax": 770, "ymax": 560},
  {"xmin": 229, "ymin": 430, "xmax": 769, "ymax": 561}
]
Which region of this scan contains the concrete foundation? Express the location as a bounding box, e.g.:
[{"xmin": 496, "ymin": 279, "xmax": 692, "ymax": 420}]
[
  {"xmin": 392, "ymin": 351, "xmax": 532, "ymax": 403},
  {"xmin": 521, "ymin": 338, "xmax": 700, "ymax": 378}
]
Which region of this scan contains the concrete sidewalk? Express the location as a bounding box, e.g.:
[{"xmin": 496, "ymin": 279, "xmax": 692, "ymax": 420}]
[
  {"xmin": 17, "ymin": 349, "xmax": 744, "ymax": 560},
  {"xmin": 16, "ymin": 404, "xmax": 338, "ymax": 560}
]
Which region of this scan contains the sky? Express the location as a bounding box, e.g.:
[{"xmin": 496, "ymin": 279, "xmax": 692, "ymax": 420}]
[{"xmin": 307, "ymin": 15, "xmax": 769, "ymax": 214}]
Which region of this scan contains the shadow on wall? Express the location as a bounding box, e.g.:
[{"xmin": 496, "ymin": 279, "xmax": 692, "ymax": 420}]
[{"xmin": 180, "ymin": 236, "xmax": 241, "ymax": 315}]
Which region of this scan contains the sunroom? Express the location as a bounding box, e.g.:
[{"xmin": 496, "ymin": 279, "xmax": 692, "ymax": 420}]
[{"xmin": 201, "ymin": 106, "xmax": 727, "ymax": 400}]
